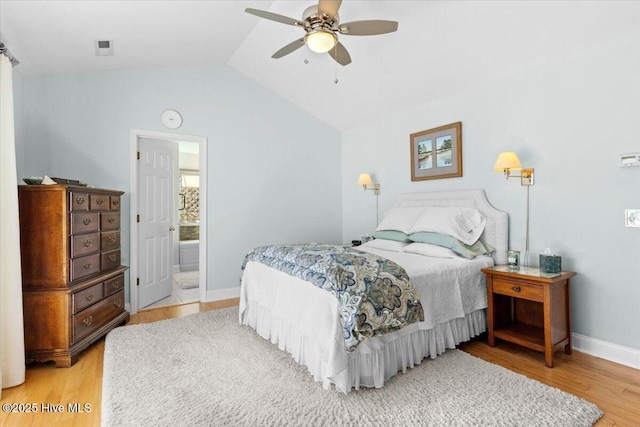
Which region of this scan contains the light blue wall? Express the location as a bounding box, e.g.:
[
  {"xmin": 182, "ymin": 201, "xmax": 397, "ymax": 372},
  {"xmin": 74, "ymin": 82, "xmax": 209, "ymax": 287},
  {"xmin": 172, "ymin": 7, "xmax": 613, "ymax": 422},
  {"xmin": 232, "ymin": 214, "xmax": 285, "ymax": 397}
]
[
  {"xmin": 342, "ymin": 32, "xmax": 640, "ymax": 350},
  {"xmin": 12, "ymin": 66, "xmax": 25, "ymax": 175},
  {"xmin": 17, "ymin": 64, "xmax": 342, "ymax": 298}
]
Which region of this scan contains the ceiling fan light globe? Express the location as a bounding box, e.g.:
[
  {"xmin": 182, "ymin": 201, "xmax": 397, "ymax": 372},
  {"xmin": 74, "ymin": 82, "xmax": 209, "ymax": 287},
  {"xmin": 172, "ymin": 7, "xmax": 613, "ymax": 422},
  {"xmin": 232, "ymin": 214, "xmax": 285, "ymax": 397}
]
[{"xmin": 305, "ymin": 30, "xmax": 337, "ymax": 53}]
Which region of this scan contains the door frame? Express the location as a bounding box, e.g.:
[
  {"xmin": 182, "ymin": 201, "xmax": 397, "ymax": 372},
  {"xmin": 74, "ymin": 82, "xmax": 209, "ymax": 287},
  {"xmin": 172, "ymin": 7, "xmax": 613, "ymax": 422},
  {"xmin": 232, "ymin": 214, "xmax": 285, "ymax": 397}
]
[{"xmin": 129, "ymin": 128, "xmax": 208, "ymax": 314}]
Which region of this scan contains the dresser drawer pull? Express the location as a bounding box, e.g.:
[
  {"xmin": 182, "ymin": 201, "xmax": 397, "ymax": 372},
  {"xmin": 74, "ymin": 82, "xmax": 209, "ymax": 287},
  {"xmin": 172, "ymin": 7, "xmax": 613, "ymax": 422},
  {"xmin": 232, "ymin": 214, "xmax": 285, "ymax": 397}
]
[
  {"xmin": 83, "ymin": 239, "xmax": 93, "ymax": 248},
  {"xmin": 108, "ymin": 235, "xmax": 116, "ymax": 243},
  {"xmin": 112, "ymin": 199, "xmax": 120, "ymax": 206},
  {"xmin": 83, "ymin": 218, "xmax": 92, "ymax": 225},
  {"xmin": 83, "ymin": 261, "xmax": 92, "ymax": 269},
  {"xmin": 108, "ymin": 254, "xmax": 117, "ymax": 262},
  {"xmin": 511, "ymin": 286, "xmax": 521, "ymax": 292},
  {"xmin": 107, "ymin": 216, "xmax": 116, "ymax": 224},
  {"xmin": 112, "ymin": 282, "xmax": 121, "ymax": 290},
  {"xmin": 114, "ymin": 299, "xmax": 122, "ymax": 308},
  {"xmin": 96, "ymin": 198, "xmax": 105, "ymax": 206},
  {"xmin": 82, "ymin": 316, "xmax": 93, "ymax": 326},
  {"xmin": 85, "ymin": 293, "xmax": 94, "ymax": 302},
  {"xmin": 76, "ymin": 197, "xmax": 86, "ymax": 205}
]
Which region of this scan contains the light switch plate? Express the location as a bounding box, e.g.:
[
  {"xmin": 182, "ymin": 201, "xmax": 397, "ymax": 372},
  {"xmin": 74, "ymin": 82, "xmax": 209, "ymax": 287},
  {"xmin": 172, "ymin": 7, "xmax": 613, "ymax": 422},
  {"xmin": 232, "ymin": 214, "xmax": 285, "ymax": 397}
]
[{"xmin": 624, "ymin": 209, "xmax": 640, "ymax": 227}]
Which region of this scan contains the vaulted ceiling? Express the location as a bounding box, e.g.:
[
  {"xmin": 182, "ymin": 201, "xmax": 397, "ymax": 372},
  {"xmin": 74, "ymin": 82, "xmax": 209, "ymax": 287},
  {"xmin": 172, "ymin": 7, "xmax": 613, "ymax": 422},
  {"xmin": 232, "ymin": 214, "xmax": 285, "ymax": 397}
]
[{"xmin": 2, "ymin": 1, "xmax": 638, "ymax": 130}]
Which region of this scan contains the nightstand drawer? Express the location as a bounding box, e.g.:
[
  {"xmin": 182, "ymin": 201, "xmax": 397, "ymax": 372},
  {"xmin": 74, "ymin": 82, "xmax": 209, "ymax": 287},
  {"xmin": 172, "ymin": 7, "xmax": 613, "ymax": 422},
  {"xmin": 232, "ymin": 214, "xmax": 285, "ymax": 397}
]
[{"xmin": 493, "ymin": 278, "xmax": 543, "ymax": 302}]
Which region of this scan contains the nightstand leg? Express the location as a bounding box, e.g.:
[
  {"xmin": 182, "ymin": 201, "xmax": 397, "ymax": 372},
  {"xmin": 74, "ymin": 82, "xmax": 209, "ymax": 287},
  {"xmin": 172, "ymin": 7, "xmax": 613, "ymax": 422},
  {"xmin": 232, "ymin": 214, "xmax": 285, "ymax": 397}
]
[
  {"xmin": 487, "ymin": 285, "xmax": 495, "ymax": 347},
  {"xmin": 545, "ymin": 350, "xmax": 554, "ymax": 368}
]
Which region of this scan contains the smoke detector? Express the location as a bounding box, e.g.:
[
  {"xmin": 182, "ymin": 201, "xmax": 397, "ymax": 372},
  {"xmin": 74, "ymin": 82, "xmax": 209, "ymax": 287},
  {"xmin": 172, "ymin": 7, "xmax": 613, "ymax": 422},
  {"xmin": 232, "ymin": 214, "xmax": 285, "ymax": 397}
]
[{"xmin": 94, "ymin": 40, "xmax": 114, "ymax": 56}]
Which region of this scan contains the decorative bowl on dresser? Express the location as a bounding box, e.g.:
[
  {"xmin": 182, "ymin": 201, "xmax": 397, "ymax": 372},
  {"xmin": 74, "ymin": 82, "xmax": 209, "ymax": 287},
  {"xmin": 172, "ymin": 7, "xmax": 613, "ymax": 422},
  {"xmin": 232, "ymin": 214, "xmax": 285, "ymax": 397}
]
[{"xmin": 18, "ymin": 184, "xmax": 129, "ymax": 367}]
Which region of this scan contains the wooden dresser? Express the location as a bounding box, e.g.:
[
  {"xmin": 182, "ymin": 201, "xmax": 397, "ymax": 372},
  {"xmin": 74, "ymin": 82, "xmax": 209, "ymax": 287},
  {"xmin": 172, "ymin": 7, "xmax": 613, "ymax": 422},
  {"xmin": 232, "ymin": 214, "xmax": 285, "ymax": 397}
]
[{"xmin": 18, "ymin": 185, "xmax": 129, "ymax": 367}]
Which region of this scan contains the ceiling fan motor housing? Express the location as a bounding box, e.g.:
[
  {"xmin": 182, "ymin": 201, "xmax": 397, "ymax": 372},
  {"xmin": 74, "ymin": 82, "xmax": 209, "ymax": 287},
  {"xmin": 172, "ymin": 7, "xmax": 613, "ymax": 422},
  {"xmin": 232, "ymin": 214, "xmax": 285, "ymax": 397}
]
[{"xmin": 302, "ymin": 5, "xmax": 340, "ymax": 25}]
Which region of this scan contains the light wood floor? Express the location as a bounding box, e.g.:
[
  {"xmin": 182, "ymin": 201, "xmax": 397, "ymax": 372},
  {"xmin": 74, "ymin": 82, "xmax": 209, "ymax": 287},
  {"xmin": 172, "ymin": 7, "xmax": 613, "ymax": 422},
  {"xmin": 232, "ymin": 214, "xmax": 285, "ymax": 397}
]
[{"xmin": 2, "ymin": 300, "xmax": 638, "ymax": 426}]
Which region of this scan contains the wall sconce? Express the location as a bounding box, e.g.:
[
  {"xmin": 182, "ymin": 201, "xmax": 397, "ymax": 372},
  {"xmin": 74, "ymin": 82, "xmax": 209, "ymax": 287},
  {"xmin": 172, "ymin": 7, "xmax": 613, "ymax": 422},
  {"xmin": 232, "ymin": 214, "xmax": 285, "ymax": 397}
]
[
  {"xmin": 493, "ymin": 151, "xmax": 535, "ymax": 268},
  {"xmin": 493, "ymin": 151, "xmax": 534, "ymax": 186},
  {"xmin": 357, "ymin": 173, "xmax": 381, "ymax": 226}
]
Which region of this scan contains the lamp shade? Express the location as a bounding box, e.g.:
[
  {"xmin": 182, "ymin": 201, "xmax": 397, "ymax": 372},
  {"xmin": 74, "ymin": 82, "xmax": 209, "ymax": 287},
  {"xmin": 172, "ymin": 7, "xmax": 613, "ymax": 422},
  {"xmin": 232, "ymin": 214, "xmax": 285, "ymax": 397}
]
[
  {"xmin": 493, "ymin": 152, "xmax": 523, "ymax": 171},
  {"xmin": 357, "ymin": 173, "xmax": 373, "ymax": 187},
  {"xmin": 305, "ymin": 30, "xmax": 337, "ymax": 53}
]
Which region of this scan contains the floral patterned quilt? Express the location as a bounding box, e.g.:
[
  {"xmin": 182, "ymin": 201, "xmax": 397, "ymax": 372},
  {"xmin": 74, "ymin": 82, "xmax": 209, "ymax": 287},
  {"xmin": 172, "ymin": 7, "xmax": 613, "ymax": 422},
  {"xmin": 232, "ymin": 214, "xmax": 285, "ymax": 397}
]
[{"xmin": 241, "ymin": 243, "xmax": 424, "ymax": 352}]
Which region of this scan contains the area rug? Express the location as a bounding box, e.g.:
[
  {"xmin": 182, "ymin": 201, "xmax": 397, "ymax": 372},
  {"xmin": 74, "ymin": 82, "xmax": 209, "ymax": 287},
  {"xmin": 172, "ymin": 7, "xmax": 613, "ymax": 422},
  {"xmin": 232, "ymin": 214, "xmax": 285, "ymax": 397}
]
[
  {"xmin": 173, "ymin": 270, "xmax": 199, "ymax": 289},
  {"xmin": 102, "ymin": 307, "xmax": 602, "ymax": 427}
]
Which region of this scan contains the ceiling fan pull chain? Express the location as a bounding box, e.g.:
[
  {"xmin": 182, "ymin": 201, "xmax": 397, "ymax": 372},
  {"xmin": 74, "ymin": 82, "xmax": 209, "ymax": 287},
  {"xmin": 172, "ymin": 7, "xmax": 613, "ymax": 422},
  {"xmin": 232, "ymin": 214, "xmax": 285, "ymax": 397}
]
[{"xmin": 333, "ymin": 46, "xmax": 339, "ymax": 84}]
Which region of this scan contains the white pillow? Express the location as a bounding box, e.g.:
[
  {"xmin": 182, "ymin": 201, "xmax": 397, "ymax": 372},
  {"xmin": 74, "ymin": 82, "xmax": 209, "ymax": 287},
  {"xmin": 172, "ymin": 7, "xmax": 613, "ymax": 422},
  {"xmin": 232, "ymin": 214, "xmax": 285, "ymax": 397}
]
[
  {"xmin": 360, "ymin": 239, "xmax": 409, "ymax": 252},
  {"xmin": 402, "ymin": 242, "xmax": 460, "ymax": 259},
  {"xmin": 375, "ymin": 206, "xmax": 424, "ymax": 234},
  {"xmin": 408, "ymin": 207, "xmax": 486, "ymax": 245}
]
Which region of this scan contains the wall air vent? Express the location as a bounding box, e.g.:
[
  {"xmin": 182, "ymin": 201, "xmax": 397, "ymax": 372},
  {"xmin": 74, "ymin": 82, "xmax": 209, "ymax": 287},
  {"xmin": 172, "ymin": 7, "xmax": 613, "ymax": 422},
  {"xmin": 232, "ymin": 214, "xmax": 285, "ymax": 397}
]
[{"xmin": 94, "ymin": 40, "xmax": 114, "ymax": 56}]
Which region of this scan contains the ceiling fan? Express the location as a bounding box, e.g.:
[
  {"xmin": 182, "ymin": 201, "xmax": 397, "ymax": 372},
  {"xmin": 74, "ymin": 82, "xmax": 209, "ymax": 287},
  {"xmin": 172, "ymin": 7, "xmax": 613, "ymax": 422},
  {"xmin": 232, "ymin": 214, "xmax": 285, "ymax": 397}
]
[{"xmin": 245, "ymin": 0, "xmax": 398, "ymax": 66}]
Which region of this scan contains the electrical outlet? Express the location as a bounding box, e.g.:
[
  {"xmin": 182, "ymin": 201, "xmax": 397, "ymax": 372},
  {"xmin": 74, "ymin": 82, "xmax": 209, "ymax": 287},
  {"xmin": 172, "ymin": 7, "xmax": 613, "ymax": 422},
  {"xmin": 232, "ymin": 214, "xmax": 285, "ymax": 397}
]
[{"xmin": 624, "ymin": 209, "xmax": 640, "ymax": 227}]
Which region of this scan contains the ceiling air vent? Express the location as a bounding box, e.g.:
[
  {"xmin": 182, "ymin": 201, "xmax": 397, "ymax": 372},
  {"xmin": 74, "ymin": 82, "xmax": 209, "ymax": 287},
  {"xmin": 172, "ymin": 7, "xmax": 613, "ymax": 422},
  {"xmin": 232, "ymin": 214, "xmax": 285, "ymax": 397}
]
[{"xmin": 94, "ymin": 40, "xmax": 114, "ymax": 56}]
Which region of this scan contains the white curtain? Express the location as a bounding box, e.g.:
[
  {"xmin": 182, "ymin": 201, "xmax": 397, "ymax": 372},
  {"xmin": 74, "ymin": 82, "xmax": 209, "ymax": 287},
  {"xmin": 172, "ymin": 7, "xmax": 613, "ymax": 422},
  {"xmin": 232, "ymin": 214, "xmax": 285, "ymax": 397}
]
[{"xmin": 0, "ymin": 52, "xmax": 25, "ymax": 396}]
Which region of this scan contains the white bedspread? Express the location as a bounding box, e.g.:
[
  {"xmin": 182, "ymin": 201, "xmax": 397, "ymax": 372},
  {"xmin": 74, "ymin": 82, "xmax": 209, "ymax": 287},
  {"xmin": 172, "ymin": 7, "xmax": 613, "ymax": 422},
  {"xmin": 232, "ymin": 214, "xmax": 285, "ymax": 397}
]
[
  {"xmin": 357, "ymin": 247, "xmax": 494, "ymax": 329},
  {"xmin": 239, "ymin": 250, "xmax": 493, "ymax": 393}
]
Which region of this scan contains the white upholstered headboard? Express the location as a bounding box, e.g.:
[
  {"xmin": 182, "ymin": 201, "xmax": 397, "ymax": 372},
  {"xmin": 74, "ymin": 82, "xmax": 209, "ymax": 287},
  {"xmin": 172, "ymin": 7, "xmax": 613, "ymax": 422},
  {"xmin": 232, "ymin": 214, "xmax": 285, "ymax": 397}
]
[{"xmin": 390, "ymin": 189, "xmax": 509, "ymax": 265}]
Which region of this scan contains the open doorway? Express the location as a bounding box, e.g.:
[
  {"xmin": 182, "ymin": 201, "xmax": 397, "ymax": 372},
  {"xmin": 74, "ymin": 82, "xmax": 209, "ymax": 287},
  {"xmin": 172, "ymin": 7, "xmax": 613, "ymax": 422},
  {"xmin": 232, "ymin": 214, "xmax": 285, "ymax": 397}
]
[{"xmin": 129, "ymin": 129, "xmax": 207, "ymax": 315}]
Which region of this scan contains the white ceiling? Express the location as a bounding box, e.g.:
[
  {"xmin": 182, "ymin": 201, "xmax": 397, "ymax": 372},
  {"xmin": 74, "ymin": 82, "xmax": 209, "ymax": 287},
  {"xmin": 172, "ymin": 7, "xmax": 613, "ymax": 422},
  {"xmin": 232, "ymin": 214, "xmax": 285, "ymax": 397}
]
[{"xmin": 2, "ymin": 1, "xmax": 639, "ymax": 131}]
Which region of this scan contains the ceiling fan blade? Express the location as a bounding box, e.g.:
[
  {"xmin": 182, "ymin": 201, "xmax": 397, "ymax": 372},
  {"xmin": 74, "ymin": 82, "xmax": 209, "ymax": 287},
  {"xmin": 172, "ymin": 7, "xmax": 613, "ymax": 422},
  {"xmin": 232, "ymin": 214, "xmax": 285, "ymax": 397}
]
[
  {"xmin": 245, "ymin": 8, "xmax": 304, "ymax": 27},
  {"xmin": 317, "ymin": 0, "xmax": 342, "ymax": 20},
  {"xmin": 271, "ymin": 38, "xmax": 306, "ymax": 59},
  {"xmin": 338, "ymin": 20, "xmax": 398, "ymax": 36},
  {"xmin": 328, "ymin": 42, "xmax": 351, "ymax": 66}
]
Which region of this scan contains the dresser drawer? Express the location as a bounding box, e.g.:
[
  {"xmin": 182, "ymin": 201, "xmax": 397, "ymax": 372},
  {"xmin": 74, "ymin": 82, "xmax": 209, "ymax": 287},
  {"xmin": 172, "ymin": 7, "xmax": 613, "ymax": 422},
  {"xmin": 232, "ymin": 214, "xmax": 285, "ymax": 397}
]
[
  {"xmin": 101, "ymin": 212, "xmax": 120, "ymax": 231},
  {"xmin": 110, "ymin": 195, "xmax": 121, "ymax": 211},
  {"xmin": 90, "ymin": 193, "xmax": 110, "ymax": 211},
  {"xmin": 70, "ymin": 254, "xmax": 100, "ymax": 282},
  {"xmin": 104, "ymin": 274, "xmax": 125, "ymax": 297},
  {"xmin": 73, "ymin": 290, "xmax": 125, "ymax": 342},
  {"xmin": 70, "ymin": 192, "xmax": 89, "ymax": 211},
  {"xmin": 72, "ymin": 282, "xmax": 104, "ymax": 314},
  {"xmin": 70, "ymin": 212, "xmax": 100, "ymax": 234},
  {"xmin": 70, "ymin": 232, "xmax": 100, "ymax": 258},
  {"xmin": 101, "ymin": 249, "xmax": 121, "ymax": 271},
  {"xmin": 101, "ymin": 230, "xmax": 120, "ymax": 251},
  {"xmin": 493, "ymin": 278, "xmax": 543, "ymax": 302}
]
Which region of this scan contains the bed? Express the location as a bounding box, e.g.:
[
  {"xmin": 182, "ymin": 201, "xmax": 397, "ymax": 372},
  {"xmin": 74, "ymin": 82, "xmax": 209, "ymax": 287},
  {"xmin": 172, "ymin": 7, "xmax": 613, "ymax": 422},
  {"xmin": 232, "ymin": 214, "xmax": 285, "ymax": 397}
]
[{"xmin": 239, "ymin": 189, "xmax": 508, "ymax": 394}]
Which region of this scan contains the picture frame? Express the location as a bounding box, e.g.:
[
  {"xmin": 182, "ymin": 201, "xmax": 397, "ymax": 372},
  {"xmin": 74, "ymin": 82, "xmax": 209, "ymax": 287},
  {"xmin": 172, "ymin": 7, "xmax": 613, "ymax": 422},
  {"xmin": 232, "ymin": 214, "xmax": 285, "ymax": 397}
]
[
  {"xmin": 410, "ymin": 122, "xmax": 462, "ymax": 181},
  {"xmin": 625, "ymin": 209, "xmax": 640, "ymax": 227}
]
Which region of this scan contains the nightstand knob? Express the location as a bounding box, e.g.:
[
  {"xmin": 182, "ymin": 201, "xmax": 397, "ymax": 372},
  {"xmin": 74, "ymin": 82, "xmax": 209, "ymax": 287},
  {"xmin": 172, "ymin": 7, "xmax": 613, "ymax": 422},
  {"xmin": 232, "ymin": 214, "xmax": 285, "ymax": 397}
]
[{"xmin": 511, "ymin": 286, "xmax": 521, "ymax": 292}]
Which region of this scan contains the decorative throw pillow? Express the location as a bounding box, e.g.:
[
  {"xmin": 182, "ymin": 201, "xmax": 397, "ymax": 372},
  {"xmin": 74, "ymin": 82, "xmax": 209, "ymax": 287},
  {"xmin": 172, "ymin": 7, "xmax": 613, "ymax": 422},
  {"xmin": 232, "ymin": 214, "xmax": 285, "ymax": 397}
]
[
  {"xmin": 408, "ymin": 231, "xmax": 494, "ymax": 259},
  {"xmin": 372, "ymin": 230, "xmax": 412, "ymax": 242}
]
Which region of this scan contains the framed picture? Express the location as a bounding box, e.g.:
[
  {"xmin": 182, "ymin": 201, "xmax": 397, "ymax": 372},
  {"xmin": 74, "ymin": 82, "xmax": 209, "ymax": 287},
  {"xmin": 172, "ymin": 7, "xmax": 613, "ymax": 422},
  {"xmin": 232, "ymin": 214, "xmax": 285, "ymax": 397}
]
[
  {"xmin": 625, "ymin": 209, "xmax": 640, "ymax": 227},
  {"xmin": 410, "ymin": 122, "xmax": 462, "ymax": 181}
]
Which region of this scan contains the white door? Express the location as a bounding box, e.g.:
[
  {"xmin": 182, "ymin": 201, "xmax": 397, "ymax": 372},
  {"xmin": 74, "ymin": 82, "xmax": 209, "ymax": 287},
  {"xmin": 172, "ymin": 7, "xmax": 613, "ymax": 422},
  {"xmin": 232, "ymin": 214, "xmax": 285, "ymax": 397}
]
[{"xmin": 137, "ymin": 138, "xmax": 177, "ymax": 308}]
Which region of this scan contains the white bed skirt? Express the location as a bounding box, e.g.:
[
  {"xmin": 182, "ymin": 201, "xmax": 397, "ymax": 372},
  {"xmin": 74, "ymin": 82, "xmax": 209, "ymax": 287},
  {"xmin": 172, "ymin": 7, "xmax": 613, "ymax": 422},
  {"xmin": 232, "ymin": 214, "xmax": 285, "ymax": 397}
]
[{"xmin": 240, "ymin": 297, "xmax": 486, "ymax": 394}]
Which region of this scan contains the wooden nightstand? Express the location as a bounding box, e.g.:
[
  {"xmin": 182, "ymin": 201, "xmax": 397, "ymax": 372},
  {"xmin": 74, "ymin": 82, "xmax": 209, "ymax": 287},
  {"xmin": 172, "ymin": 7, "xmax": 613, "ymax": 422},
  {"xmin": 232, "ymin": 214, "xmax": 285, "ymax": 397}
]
[{"xmin": 481, "ymin": 265, "xmax": 577, "ymax": 367}]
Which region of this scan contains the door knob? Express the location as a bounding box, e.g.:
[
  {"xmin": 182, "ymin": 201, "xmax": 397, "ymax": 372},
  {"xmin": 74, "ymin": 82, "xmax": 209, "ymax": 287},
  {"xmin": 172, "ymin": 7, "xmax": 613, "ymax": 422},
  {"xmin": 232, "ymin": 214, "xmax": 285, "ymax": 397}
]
[{"xmin": 169, "ymin": 226, "xmax": 175, "ymax": 231}]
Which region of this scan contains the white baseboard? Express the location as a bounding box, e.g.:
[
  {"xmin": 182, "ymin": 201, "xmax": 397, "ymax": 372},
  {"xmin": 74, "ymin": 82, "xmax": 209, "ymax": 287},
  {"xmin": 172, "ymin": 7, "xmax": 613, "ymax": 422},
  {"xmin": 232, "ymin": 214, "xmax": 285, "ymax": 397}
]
[
  {"xmin": 173, "ymin": 264, "xmax": 181, "ymax": 273},
  {"xmin": 573, "ymin": 333, "xmax": 640, "ymax": 370},
  {"xmin": 205, "ymin": 286, "xmax": 240, "ymax": 302}
]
